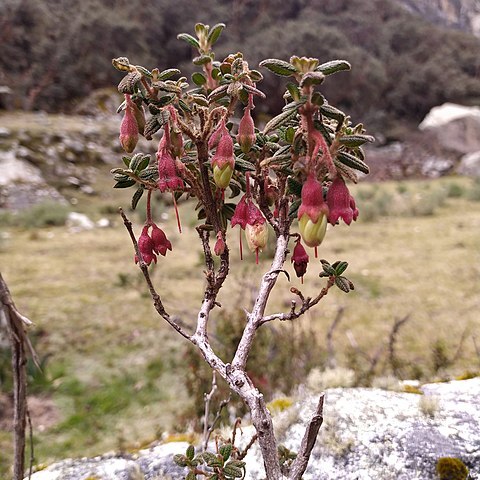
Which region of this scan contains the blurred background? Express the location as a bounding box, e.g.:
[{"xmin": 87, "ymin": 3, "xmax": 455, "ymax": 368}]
[{"xmin": 0, "ymin": 0, "xmax": 479, "ymax": 475}]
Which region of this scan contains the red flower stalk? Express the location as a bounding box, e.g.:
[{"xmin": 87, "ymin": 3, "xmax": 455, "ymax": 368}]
[
  {"xmin": 237, "ymin": 105, "xmax": 256, "ymax": 154},
  {"xmin": 119, "ymin": 94, "xmax": 139, "ymax": 153},
  {"xmin": 291, "ymin": 238, "xmax": 309, "ymax": 281},
  {"xmin": 326, "ymin": 177, "xmax": 358, "ymax": 226},
  {"xmin": 135, "ymin": 225, "xmax": 157, "ymax": 265}
]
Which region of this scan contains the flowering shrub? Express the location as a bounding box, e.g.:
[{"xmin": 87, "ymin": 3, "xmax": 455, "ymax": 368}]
[{"xmin": 111, "ymin": 22, "xmax": 373, "ymax": 480}]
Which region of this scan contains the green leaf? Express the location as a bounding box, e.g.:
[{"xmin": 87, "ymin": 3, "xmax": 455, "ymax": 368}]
[
  {"xmin": 242, "ymin": 83, "xmax": 266, "ymax": 99},
  {"xmin": 135, "ymin": 65, "xmax": 152, "ymax": 77},
  {"xmin": 249, "ymin": 69, "xmax": 264, "ymax": 82},
  {"xmin": 191, "ymin": 94, "xmax": 209, "ymax": 107},
  {"xmin": 338, "ymin": 135, "xmax": 375, "ymax": 147},
  {"xmin": 311, "ymin": 91, "xmax": 325, "ymax": 106},
  {"xmin": 336, "ymin": 152, "xmax": 369, "ymax": 174},
  {"xmin": 300, "ymin": 71, "xmax": 325, "ymax": 87},
  {"xmin": 315, "ymin": 60, "xmax": 351, "ymax": 76},
  {"xmin": 287, "ymin": 177, "xmax": 302, "ymax": 197},
  {"xmin": 131, "ymin": 186, "xmax": 144, "ymax": 210},
  {"xmin": 195, "ymin": 23, "xmax": 207, "ymax": 38},
  {"xmin": 260, "ymin": 58, "xmax": 298, "ymax": 76},
  {"xmin": 193, "ymin": 55, "xmax": 212, "ymax": 66},
  {"xmin": 156, "ymin": 94, "xmax": 176, "ymax": 107},
  {"xmin": 219, "ymin": 443, "xmax": 232, "ymax": 461},
  {"xmin": 192, "ymin": 72, "xmax": 207, "ymax": 86},
  {"xmin": 321, "ymin": 259, "xmax": 335, "ymax": 275},
  {"xmin": 122, "ymin": 156, "xmax": 131, "ymax": 167},
  {"xmin": 114, "ymin": 179, "xmax": 136, "ymax": 188},
  {"xmin": 208, "ymin": 84, "xmax": 229, "ymax": 102},
  {"xmin": 288, "ymin": 199, "xmax": 301, "ymax": 218},
  {"xmin": 263, "ymin": 109, "xmax": 297, "ymax": 134},
  {"xmin": 173, "ymin": 454, "xmax": 188, "ymax": 467},
  {"xmin": 129, "ymin": 153, "xmax": 144, "ymax": 171},
  {"xmin": 118, "ymin": 71, "xmax": 142, "ymax": 94},
  {"xmin": 186, "ymin": 445, "xmax": 195, "ymax": 461},
  {"xmin": 285, "ymin": 126, "xmax": 295, "ymax": 144},
  {"xmin": 178, "ymin": 99, "xmax": 192, "ymax": 113},
  {"xmin": 177, "ymin": 33, "xmax": 200, "ymax": 49},
  {"xmin": 234, "ymin": 157, "xmax": 256, "ymax": 172},
  {"xmin": 320, "ymin": 104, "xmax": 345, "ymax": 126},
  {"xmin": 223, "ymin": 464, "xmax": 244, "ymax": 478},
  {"xmin": 207, "ymin": 23, "xmax": 226, "ymax": 45},
  {"xmin": 333, "ymin": 261, "xmax": 348, "ymax": 276},
  {"xmin": 286, "ymin": 82, "xmax": 301, "ymax": 101},
  {"xmin": 136, "ymin": 155, "xmax": 151, "ymax": 172},
  {"xmin": 157, "ymin": 68, "xmax": 181, "ymax": 81},
  {"xmin": 144, "ymin": 117, "xmax": 160, "ymax": 140},
  {"xmin": 335, "ymin": 276, "xmax": 351, "ymax": 293},
  {"xmin": 138, "ymin": 167, "xmax": 158, "ymax": 181}
]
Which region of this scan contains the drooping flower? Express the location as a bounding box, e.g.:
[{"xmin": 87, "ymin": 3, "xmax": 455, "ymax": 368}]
[
  {"xmin": 245, "ymin": 201, "xmax": 268, "ymax": 264},
  {"xmin": 119, "ymin": 94, "xmax": 139, "ymax": 153},
  {"xmin": 135, "ymin": 226, "xmax": 157, "ymax": 265},
  {"xmin": 326, "ymin": 176, "xmax": 358, "ymax": 226},
  {"xmin": 291, "ymin": 239, "xmax": 309, "ymax": 279},
  {"xmin": 237, "ymin": 105, "xmax": 256, "ymax": 154},
  {"xmin": 211, "ymin": 121, "xmax": 235, "ymax": 190},
  {"xmin": 150, "ymin": 223, "xmax": 172, "ymax": 256},
  {"xmin": 157, "ymin": 125, "xmax": 184, "ymax": 193},
  {"xmin": 297, "ymin": 173, "xmax": 329, "ymax": 251},
  {"xmin": 231, "ymin": 194, "xmax": 249, "ymax": 230}
]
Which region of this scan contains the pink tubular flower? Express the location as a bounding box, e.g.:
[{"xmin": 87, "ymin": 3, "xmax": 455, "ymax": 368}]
[
  {"xmin": 157, "ymin": 124, "xmax": 184, "ymax": 193},
  {"xmin": 291, "ymin": 239, "xmax": 309, "ymax": 279},
  {"xmin": 231, "ymin": 194, "xmax": 249, "ymax": 230},
  {"xmin": 150, "ymin": 223, "xmax": 172, "ymax": 256},
  {"xmin": 326, "ymin": 177, "xmax": 358, "ymax": 226},
  {"xmin": 298, "ymin": 173, "xmax": 329, "ymax": 224},
  {"xmin": 237, "ymin": 106, "xmax": 256, "ymax": 154},
  {"xmin": 135, "ymin": 226, "xmax": 157, "ymax": 265},
  {"xmin": 211, "ymin": 121, "xmax": 235, "ymax": 190},
  {"xmin": 119, "ymin": 94, "xmax": 139, "ymax": 153}
]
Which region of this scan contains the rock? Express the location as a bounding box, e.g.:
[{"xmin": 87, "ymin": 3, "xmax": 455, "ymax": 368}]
[
  {"xmin": 458, "ymin": 150, "xmax": 480, "ymax": 177},
  {"xmin": 29, "ymin": 455, "xmax": 144, "ymax": 480},
  {"xmin": 419, "ymin": 103, "xmax": 480, "ymax": 155},
  {"xmin": 27, "ymin": 378, "xmax": 480, "ymax": 480},
  {"xmin": 0, "ymin": 151, "xmax": 44, "ymax": 186},
  {"xmin": 66, "ymin": 212, "xmax": 95, "ymax": 232}
]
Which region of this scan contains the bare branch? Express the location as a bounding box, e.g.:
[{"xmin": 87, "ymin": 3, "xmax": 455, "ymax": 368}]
[
  {"xmin": 119, "ymin": 208, "xmax": 190, "ymax": 340},
  {"xmin": 289, "ymin": 393, "xmax": 325, "ymax": 480},
  {"xmin": 260, "ymin": 277, "xmax": 336, "ymax": 326},
  {"xmin": 231, "ymin": 234, "xmax": 289, "ymax": 370}
]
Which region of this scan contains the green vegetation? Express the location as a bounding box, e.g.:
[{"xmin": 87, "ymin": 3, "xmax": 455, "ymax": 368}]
[
  {"xmin": 436, "ymin": 457, "xmax": 469, "ymax": 480},
  {"xmin": 1, "ymin": 0, "xmax": 479, "ymax": 133},
  {"xmin": 1, "ymin": 177, "xmax": 479, "ymax": 476}
]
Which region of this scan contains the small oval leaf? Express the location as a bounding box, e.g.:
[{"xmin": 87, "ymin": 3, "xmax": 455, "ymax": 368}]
[{"xmin": 259, "ymin": 58, "xmax": 298, "ymax": 76}]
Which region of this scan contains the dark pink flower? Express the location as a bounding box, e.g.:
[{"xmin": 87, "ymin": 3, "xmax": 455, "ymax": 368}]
[
  {"xmin": 297, "ymin": 173, "xmax": 329, "ymax": 224},
  {"xmin": 237, "ymin": 106, "xmax": 256, "ymax": 153},
  {"xmin": 157, "ymin": 125, "xmax": 184, "ymax": 193},
  {"xmin": 291, "ymin": 239, "xmax": 309, "ymax": 279},
  {"xmin": 119, "ymin": 94, "xmax": 139, "ymax": 153},
  {"xmin": 327, "ymin": 177, "xmax": 358, "ymax": 226},
  {"xmin": 208, "ymin": 119, "xmax": 226, "ymax": 150},
  {"xmin": 231, "ymin": 194, "xmax": 249, "ymax": 230},
  {"xmin": 150, "ymin": 223, "xmax": 172, "ymax": 256},
  {"xmin": 135, "ymin": 226, "xmax": 157, "ymax": 265}
]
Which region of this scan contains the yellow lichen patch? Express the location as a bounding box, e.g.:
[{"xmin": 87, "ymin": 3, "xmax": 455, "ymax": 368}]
[{"xmin": 267, "ymin": 397, "xmax": 294, "ymax": 414}]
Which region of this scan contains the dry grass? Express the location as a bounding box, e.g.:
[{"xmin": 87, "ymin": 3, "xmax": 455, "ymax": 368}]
[{"xmin": 0, "ymin": 176, "xmax": 479, "ymax": 475}]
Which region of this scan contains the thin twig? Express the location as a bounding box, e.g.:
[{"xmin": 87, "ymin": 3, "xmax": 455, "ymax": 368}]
[
  {"xmin": 27, "ymin": 407, "xmax": 34, "ymax": 480},
  {"xmin": 202, "ymin": 371, "xmax": 218, "ymax": 450},
  {"xmin": 119, "ymin": 208, "xmax": 190, "ymax": 340},
  {"xmin": 289, "ymin": 393, "xmax": 325, "ymax": 479},
  {"xmin": 237, "ymin": 433, "xmax": 258, "ymax": 460}
]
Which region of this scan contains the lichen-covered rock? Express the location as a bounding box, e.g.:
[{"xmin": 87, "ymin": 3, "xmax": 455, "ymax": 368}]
[{"xmin": 28, "ymin": 378, "xmax": 480, "ymax": 480}]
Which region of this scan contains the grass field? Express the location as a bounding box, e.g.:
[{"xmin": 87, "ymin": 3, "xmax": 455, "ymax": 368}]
[{"xmin": 1, "ymin": 175, "xmax": 479, "ymax": 476}]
